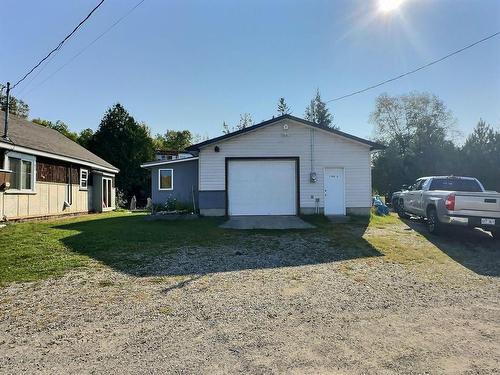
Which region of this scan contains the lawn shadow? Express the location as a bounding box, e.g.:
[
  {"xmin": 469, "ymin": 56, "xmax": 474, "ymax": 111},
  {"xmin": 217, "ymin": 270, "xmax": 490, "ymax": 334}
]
[
  {"xmin": 403, "ymin": 218, "xmax": 500, "ymax": 277},
  {"xmin": 55, "ymin": 214, "xmax": 382, "ymax": 278}
]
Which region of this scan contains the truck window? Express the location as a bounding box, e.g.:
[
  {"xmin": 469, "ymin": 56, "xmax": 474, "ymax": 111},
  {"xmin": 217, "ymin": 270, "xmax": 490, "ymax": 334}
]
[
  {"xmin": 428, "ymin": 178, "xmax": 483, "ymax": 192},
  {"xmin": 413, "ymin": 179, "xmax": 427, "ymax": 190}
]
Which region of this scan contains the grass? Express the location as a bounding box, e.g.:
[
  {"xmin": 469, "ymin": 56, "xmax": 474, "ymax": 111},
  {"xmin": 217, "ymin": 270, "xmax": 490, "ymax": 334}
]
[
  {"xmin": 0, "ymin": 212, "xmax": 234, "ymax": 285},
  {"xmin": 1, "ymin": 211, "xmax": 497, "ymax": 286}
]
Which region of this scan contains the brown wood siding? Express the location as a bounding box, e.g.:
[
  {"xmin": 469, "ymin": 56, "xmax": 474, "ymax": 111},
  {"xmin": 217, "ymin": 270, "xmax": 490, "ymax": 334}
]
[{"xmin": 36, "ymin": 157, "xmax": 88, "ymax": 185}]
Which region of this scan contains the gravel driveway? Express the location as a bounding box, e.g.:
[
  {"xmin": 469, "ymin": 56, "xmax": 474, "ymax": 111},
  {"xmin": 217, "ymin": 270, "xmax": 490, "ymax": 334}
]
[{"xmin": 1, "ymin": 219, "xmax": 499, "ymax": 374}]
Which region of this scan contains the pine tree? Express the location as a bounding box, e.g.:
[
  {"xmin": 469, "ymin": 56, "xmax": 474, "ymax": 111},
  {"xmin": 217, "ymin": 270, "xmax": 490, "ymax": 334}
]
[
  {"xmin": 304, "ymin": 89, "xmax": 335, "ymax": 128},
  {"xmin": 236, "ymin": 113, "xmax": 253, "ymax": 130},
  {"xmin": 277, "ymin": 97, "xmax": 291, "ymax": 116}
]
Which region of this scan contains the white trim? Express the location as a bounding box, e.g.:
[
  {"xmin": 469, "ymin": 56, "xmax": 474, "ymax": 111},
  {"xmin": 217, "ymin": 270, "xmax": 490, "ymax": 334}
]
[
  {"xmin": 158, "ymin": 168, "xmax": 174, "ymax": 190},
  {"xmin": 92, "ymin": 170, "xmax": 115, "ymax": 177},
  {"xmin": 4, "ymin": 151, "xmax": 37, "ymax": 193},
  {"xmin": 102, "ymin": 177, "xmax": 113, "ymax": 209},
  {"xmin": 80, "ymin": 168, "xmax": 89, "ymax": 190},
  {"xmin": 0, "ymin": 141, "xmax": 119, "ymax": 173},
  {"xmin": 141, "ymin": 157, "xmax": 198, "ymax": 168},
  {"xmin": 323, "ymin": 167, "xmax": 346, "ymax": 216}
]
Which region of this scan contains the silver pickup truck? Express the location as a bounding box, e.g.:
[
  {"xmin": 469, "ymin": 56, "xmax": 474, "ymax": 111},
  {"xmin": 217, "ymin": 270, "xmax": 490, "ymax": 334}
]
[{"xmin": 396, "ymin": 176, "xmax": 500, "ymax": 238}]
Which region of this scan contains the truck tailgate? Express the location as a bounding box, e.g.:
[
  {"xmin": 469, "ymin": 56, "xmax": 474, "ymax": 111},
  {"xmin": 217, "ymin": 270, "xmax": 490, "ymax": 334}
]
[{"xmin": 455, "ymin": 192, "xmax": 500, "ymax": 213}]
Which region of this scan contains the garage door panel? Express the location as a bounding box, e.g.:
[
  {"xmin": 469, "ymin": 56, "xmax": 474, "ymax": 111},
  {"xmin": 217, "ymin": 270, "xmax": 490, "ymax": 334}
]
[{"xmin": 228, "ymin": 160, "xmax": 296, "ymax": 215}]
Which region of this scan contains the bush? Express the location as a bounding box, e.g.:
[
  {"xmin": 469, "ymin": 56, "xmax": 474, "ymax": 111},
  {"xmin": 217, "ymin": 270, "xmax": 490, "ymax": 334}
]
[
  {"xmin": 115, "ymin": 189, "xmax": 128, "ymax": 209},
  {"xmin": 151, "ymin": 195, "xmax": 194, "ymax": 214}
]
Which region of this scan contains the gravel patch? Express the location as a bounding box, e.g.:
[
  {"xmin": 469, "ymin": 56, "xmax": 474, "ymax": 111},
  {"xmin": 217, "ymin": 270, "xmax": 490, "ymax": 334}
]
[{"xmin": 1, "ymin": 228, "xmax": 499, "ymax": 374}]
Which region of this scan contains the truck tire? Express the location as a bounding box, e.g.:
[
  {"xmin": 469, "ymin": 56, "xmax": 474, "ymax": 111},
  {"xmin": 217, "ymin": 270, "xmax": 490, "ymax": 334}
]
[
  {"xmin": 427, "ymin": 207, "xmax": 441, "ymax": 235},
  {"xmin": 397, "ymin": 200, "xmax": 410, "ymax": 219}
]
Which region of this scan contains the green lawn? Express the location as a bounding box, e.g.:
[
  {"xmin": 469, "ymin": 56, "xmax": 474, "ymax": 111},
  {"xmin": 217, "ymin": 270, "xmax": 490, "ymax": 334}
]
[
  {"xmin": 1, "ymin": 211, "xmax": 498, "ymax": 285},
  {"xmin": 0, "ymin": 212, "xmax": 233, "ymax": 285}
]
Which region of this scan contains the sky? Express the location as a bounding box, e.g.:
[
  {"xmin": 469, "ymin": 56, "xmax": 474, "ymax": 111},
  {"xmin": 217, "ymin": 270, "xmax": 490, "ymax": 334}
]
[{"xmin": 1, "ymin": 0, "xmax": 499, "ymax": 141}]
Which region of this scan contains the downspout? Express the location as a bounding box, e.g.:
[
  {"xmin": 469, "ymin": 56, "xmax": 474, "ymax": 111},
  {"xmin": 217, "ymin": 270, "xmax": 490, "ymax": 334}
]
[
  {"xmin": 310, "ymin": 128, "xmax": 317, "ymax": 183},
  {"xmin": 63, "ymin": 165, "xmax": 73, "ymax": 208}
]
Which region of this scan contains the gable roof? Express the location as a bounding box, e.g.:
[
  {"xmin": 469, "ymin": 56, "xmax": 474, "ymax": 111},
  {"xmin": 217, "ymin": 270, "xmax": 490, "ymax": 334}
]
[
  {"xmin": 186, "ymin": 114, "xmax": 385, "ymax": 151},
  {"xmin": 0, "ymin": 111, "xmax": 118, "ymax": 173}
]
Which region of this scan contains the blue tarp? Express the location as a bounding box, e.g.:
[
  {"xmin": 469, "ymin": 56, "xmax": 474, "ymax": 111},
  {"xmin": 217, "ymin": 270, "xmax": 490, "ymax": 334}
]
[{"xmin": 372, "ymin": 196, "xmax": 389, "ymax": 216}]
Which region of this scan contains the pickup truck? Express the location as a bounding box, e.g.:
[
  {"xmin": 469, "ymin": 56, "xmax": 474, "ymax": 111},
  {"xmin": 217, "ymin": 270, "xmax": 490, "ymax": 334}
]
[{"xmin": 395, "ymin": 176, "xmax": 500, "ymax": 238}]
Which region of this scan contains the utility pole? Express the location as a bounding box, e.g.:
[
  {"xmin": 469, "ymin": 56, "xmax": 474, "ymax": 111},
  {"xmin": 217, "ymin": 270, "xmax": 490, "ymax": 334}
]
[{"xmin": 2, "ymin": 82, "xmax": 10, "ymax": 140}]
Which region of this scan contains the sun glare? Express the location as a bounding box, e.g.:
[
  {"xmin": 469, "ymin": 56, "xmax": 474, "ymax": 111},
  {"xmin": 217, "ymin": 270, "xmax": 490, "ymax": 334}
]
[{"xmin": 378, "ymin": 0, "xmax": 404, "ymax": 13}]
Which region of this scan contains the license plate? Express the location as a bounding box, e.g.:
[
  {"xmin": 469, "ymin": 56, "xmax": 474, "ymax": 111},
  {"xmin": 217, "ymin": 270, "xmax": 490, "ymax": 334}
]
[{"xmin": 481, "ymin": 218, "xmax": 495, "ymax": 225}]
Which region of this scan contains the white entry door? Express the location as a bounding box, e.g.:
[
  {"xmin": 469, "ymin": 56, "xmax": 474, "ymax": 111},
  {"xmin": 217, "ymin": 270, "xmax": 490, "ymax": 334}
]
[
  {"xmin": 324, "ymin": 168, "xmax": 345, "ymax": 215},
  {"xmin": 228, "ymin": 159, "xmax": 296, "ymax": 215}
]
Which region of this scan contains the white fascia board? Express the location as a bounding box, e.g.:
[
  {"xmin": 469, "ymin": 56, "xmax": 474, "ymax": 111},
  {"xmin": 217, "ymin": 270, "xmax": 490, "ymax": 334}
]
[
  {"xmin": 141, "ymin": 157, "xmax": 199, "ymax": 168},
  {"xmin": 0, "ymin": 141, "xmax": 119, "ymax": 174}
]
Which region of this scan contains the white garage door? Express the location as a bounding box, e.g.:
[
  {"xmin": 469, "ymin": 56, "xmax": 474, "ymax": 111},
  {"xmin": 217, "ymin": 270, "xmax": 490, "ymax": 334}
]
[{"xmin": 228, "ymin": 159, "xmax": 297, "ymax": 216}]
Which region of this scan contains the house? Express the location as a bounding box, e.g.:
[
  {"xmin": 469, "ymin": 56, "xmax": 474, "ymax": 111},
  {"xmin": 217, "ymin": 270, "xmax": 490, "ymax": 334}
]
[
  {"xmin": 141, "ymin": 115, "xmax": 384, "ymax": 216},
  {"xmin": 155, "ymin": 150, "xmax": 193, "ymax": 161},
  {"xmin": 0, "ymin": 111, "xmax": 119, "ymax": 220}
]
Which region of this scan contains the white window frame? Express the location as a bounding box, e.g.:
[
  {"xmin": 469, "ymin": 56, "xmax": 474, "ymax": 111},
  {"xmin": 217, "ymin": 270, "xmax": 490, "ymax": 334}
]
[
  {"xmin": 158, "ymin": 168, "xmax": 174, "ymax": 191},
  {"xmin": 4, "ymin": 151, "xmax": 36, "ymax": 193},
  {"xmin": 80, "ymin": 168, "xmax": 89, "ymax": 190}
]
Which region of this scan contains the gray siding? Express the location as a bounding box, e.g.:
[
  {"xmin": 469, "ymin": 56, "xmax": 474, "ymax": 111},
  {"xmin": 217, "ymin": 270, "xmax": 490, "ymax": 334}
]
[
  {"xmin": 149, "ymin": 159, "xmax": 198, "ymax": 207},
  {"xmin": 199, "ymin": 191, "xmax": 225, "ymax": 209}
]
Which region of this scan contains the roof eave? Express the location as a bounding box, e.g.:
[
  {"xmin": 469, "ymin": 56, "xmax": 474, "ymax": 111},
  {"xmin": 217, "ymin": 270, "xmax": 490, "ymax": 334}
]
[
  {"xmin": 0, "ymin": 141, "xmax": 119, "ymax": 173},
  {"xmin": 186, "ymin": 114, "xmax": 385, "ymax": 151}
]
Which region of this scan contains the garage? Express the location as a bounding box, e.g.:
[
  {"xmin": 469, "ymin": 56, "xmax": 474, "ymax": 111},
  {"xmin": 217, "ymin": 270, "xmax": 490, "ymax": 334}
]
[{"xmin": 227, "ymin": 158, "xmax": 297, "ymax": 216}]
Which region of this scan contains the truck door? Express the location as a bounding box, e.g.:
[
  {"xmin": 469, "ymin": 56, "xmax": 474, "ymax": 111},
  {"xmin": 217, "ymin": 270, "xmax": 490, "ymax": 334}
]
[
  {"xmin": 414, "ymin": 179, "xmax": 428, "ymax": 215},
  {"xmin": 407, "ymin": 179, "xmax": 425, "ymax": 214}
]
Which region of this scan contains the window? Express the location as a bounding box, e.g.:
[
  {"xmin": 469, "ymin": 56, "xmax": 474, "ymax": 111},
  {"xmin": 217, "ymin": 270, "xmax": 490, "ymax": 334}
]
[
  {"xmin": 429, "ymin": 178, "xmax": 482, "ymax": 192},
  {"xmin": 6, "ymin": 152, "xmax": 35, "ymax": 191},
  {"xmin": 413, "ymin": 179, "xmax": 427, "ymax": 191},
  {"xmin": 80, "ymin": 169, "xmax": 89, "ymax": 189},
  {"xmin": 158, "ymin": 169, "xmax": 173, "ymax": 190}
]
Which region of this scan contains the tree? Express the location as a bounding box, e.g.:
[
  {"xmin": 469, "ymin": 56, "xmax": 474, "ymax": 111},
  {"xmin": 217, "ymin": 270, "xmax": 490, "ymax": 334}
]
[
  {"xmin": 370, "ymin": 92, "xmax": 459, "ymax": 195},
  {"xmin": 32, "ymin": 118, "xmax": 78, "ymax": 142},
  {"xmin": 0, "ymin": 84, "xmax": 29, "ymax": 118},
  {"xmin": 222, "ymin": 114, "xmax": 254, "ymax": 134},
  {"xmin": 460, "ymin": 119, "xmax": 500, "ymax": 191},
  {"xmin": 88, "ymin": 103, "xmax": 155, "ymax": 203},
  {"xmin": 77, "ymin": 128, "xmax": 94, "ymax": 149},
  {"xmin": 154, "ymin": 130, "xmax": 192, "ymax": 151},
  {"xmin": 304, "ymin": 89, "xmax": 335, "ymax": 128},
  {"xmin": 237, "ymin": 113, "xmax": 253, "ymax": 130},
  {"xmin": 277, "ymin": 97, "xmax": 291, "ymax": 116}
]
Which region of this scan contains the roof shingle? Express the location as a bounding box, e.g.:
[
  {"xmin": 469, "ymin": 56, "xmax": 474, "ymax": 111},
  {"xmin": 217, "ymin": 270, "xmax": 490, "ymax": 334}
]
[{"xmin": 0, "ymin": 111, "xmax": 118, "ymax": 172}]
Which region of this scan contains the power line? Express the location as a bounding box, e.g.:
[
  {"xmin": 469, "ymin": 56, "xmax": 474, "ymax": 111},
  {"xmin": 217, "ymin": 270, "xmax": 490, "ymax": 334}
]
[
  {"xmin": 21, "ymin": 0, "xmax": 147, "ymax": 97},
  {"xmin": 326, "ymin": 31, "xmax": 500, "ymax": 103},
  {"xmin": 11, "ymin": 0, "xmax": 105, "ymax": 90}
]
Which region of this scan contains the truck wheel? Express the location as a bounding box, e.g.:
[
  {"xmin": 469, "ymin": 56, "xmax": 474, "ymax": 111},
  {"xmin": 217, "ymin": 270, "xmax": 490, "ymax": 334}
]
[
  {"xmin": 397, "ymin": 200, "xmax": 410, "ymax": 219},
  {"xmin": 427, "ymin": 208, "xmax": 441, "ymax": 235}
]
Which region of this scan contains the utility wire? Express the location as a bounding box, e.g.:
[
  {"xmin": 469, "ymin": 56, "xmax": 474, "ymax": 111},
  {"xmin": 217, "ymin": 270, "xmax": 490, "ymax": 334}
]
[
  {"xmin": 326, "ymin": 31, "xmax": 500, "ymax": 102},
  {"xmin": 11, "ymin": 0, "xmax": 105, "ymax": 90},
  {"xmin": 21, "ymin": 0, "xmax": 147, "ymax": 97}
]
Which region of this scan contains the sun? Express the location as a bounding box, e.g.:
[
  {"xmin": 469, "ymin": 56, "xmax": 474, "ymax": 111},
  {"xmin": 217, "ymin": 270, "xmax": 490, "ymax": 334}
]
[{"xmin": 378, "ymin": 0, "xmax": 404, "ymax": 12}]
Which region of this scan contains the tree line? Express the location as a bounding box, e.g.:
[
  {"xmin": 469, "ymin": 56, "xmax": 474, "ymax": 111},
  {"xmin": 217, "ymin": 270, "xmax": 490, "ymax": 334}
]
[{"xmin": 371, "ymin": 92, "xmax": 500, "ymax": 195}]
